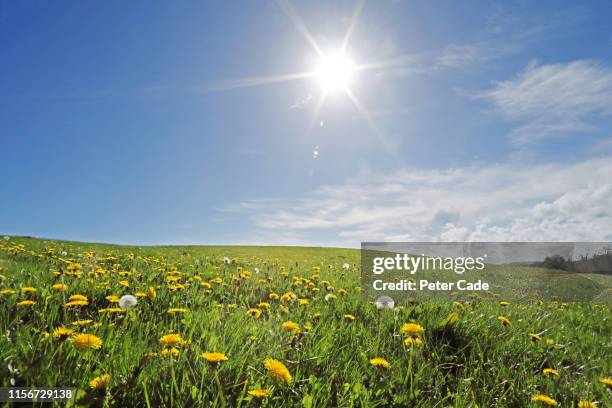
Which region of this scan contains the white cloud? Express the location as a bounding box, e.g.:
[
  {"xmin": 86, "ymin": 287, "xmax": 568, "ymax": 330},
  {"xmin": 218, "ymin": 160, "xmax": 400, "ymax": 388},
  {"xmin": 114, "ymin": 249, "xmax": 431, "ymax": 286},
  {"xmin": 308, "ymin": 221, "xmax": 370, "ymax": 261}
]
[
  {"xmin": 227, "ymin": 156, "xmax": 612, "ymax": 246},
  {"xmin": 479, "ymin": 60, "xmax": 612, "ymax": 144}
]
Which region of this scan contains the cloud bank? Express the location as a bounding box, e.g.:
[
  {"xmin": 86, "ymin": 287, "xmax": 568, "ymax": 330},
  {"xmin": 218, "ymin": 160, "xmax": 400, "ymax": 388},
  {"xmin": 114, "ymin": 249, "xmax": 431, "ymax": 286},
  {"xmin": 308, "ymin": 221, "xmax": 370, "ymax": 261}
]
[{"xmin": 228, "ymin": 156, "xmax": 612, "ymax": 246}]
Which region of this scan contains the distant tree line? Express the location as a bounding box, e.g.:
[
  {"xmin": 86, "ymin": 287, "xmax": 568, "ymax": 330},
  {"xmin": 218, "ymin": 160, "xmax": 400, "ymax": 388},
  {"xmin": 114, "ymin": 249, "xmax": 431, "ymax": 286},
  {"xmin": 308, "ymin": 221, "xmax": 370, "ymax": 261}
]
[{"xmin": 532, "ymin": 251, "xmax": 612, "ymax": 275}]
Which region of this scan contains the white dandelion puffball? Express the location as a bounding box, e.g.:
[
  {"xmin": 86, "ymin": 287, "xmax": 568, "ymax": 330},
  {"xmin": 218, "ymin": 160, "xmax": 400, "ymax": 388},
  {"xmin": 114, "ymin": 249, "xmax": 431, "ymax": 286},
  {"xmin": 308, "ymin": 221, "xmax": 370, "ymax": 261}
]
[
  {"xmin": 254, "ymin": 267, "xmax": 260, "ymax": 274},
  {"xmin": 375, "ymin": 295, "xmax": 395, "ymax": 310},
  {"xmin": 118, "ymin": 295, "xmax": 138, "ymax": 309},
  {"xmin": 223, "ymin": 256, "xmax": 231, "ymax": 264},
  {"xmin": 342, "ymin": 263, "xmax": 350, "ymax": 271}
]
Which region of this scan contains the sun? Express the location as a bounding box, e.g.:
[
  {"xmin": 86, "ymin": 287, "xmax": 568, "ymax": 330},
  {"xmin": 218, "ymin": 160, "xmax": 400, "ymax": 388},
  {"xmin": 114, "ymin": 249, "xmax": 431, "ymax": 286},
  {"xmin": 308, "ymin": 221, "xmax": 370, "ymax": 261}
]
[{"xmin": 314, "ymin": 52, "xmax": 355, "ymax": 91}]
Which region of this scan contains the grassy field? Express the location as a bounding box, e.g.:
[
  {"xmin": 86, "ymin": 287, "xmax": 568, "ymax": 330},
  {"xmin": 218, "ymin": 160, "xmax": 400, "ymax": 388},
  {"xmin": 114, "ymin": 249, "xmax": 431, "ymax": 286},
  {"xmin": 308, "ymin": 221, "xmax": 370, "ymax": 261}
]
[{"xmin": 0, "ymin": 236, "xmax": 611, "ymax": 407}]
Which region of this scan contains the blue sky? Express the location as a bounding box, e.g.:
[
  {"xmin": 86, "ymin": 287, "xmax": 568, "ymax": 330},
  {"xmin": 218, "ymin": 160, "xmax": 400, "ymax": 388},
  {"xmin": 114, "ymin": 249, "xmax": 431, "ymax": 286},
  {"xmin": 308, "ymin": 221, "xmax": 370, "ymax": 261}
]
[{"xmin": 1, "ymin": 0, "xmax": 612, "ymax": 246}]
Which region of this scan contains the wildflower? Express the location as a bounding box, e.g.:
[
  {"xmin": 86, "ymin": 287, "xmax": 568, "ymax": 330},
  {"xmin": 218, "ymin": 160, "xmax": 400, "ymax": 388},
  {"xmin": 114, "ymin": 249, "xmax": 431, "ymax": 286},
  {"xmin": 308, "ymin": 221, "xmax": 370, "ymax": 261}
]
[
  {"xmin": 342, "ymin": 263, "xmax": 350, "ymax": 270},
  {"xmin": 106, "ymin": 295, "xmax": 119, "ymax": 303},
  {"xmin": 71, "ymin": 333, "xmax": 103, "ymax": 350},
  {"xmin": 344, "ymin": 314, "xmax": 355, "ymax": 321},
  {"xmin": 159, "ymin": 333, "xmax": 185, "ymax": 347},
  {"xmin": 545, "ymin": 338, "xmax": 555, "ymax": 346},
  {"xmin": 201, "ymin": 281, "xmax": 212, "ymax": 289},
  {"xmin": 248, "ymin": 388, "xmax": 269, "ymax": 398},
  {"xmin": 453, "ymin": 300, "xmax": 464, "ymax": 309},
  {"xmin": 147, "ymin": 287, "xmax": 157, "ymax": 298},
  {"xmin": 369, "ymin": 357, "xmax": 390, "ymax": 368},
  {"xmin": 529, "ymin": 332, "xmax": 541, "ymax": 342},
  {"xmin": 247, "ymin": 308, "xmax": 262, "ymax": 318},
  {"xmin": 543, "ymin": 368, "xmax": 559, "ymax": 378},
  {"xmin": 600, "ymin": 376, "xmax": 612, "ymax": 388},
  {"xmin": 0, "ymin": 289, "xmax": 16, "ymax": 295},
  {"xmin": 89, "ymin": 374, "xmax": 111, "ymax": 391},
  {"xmin": 52, "ymin": 283, "xmax": 68, "ymax": 291},
  {"xmin": 269, "ymin": 292, "xmax": 279, "ymax": 300},
  {"xmin": 325, "ymin": 294, "xmax": 337, "ymax": 301},
  {"xmin": 404, "ymin": 337, "xmax": 423, "ymax": 347},
  {"xmin": 577, "ymin": 401, "xmax": 596, "ymax": 408},
  {"xmin": 281, "ymin": 321, "xmax": 301, "ymax": 333},
  {"xmin": 499, "ymin": 301, "xmax": 510, "ymax": 306},
  {"xmin": 257, "ymin": 302, "xmax": 270, "ymax": 309},
  {"xmin": 531, "ymin": 394, "xmax": 557, "ymax": 406},
  {"xmin": 400, "ymin": 323, "xmax": 425, "ymax": 337},
  {"xmin": 21, "ymin": 287, "xmax": 37, "ymax": 294},
  {"xmin": 202, "ymin": 352, "xmax": 228, "ymax": 364},
  {"xmin": 375, "ymin": 295, "xmax": 395, "ymax": 309},
  {"xmin": 17, "ymin": 300, "xmax": 36, "ymax": 307},
  {"xmin": 98, "ymin": 307, "xmax": 124, "ymax": 314},
  {"xmin": 135, "ymin": 291, "xmax": 146, "ymax": 297},
  {"xmin": 298, "ymin": 298, "xmax": 309, "ymax": 305},
  {"xmin": 161, "ymin": 347, "xmax": 180, "ymax": 357},
  {"xmin": 52, "ymin": 327, "xmax": 74, "ymax": 340},
  {"xmin": 119, "ymin": 280, "xmax": 129, "ymax": 287},
  {"xmin": 65, "ymin": 300, "xmax": 88, "ymax": 307},
  {"xmin": 264, "ymin": 358, "xmax": 292, "ymax": 383},
  {"xmin": 71, "ymin": 319, "xmax": 93, "ymax": 327},
  {"xmin": 69, "ymin": 294, "xmax": 88, "ymax": 302},
  {"xmin": 118, "ymin": 295, "xmax": 137, "ymax": 309},
  {"xmin": 498, "ymin": 316, "xmax": 511, "ymax": 327},
  {"xmin": 168, "ymin": 308, "xmax": 189, "ymax": 314}
]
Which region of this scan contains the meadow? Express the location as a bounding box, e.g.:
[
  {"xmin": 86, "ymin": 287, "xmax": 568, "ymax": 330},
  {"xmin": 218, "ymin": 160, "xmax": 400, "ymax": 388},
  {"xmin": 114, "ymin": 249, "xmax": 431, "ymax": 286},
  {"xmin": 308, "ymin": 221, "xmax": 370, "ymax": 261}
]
[{"xmin": 0, "ymin": 236, "xmax": 611, "ymax": 407}]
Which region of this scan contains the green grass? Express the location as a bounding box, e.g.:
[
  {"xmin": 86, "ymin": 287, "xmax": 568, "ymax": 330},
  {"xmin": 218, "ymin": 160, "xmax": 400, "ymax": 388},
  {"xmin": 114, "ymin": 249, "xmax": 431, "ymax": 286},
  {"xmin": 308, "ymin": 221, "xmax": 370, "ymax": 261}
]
[{"xmin": 0, "ymin": 236, "xmax": 611, "ymax": 407}]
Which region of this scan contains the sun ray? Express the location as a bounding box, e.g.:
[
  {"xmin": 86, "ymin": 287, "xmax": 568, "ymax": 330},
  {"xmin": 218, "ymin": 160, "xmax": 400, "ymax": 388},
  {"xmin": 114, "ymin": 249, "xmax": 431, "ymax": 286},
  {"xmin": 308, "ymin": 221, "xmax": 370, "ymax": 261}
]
[
  {"xmin": 309, "ymin": 89, "xmax": 328, "ymax": 131},
  {"xmin": 276, "ymin": 0, "xmax": 323, "ymax": 57},
  {"xmin": 340, "ymin": 0, "xmax": 366, "ymax": 55},
  {"xmin": 344, "ymin": 87, "xmax": 400, "ymax": 163},
  {"xmin": 204, "ymin": 71, "xmax": 316, "ymax": 92}
]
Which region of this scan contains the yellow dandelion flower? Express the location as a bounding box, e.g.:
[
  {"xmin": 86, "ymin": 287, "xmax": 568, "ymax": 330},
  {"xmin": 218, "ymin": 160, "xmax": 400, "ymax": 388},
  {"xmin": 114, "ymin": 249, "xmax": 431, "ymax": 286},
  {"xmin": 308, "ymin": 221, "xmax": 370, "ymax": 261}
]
[
  {"xmin": 264, "ymin": 358, "xmax": 291, "ymax": 383},
  {"xmin": 298, "ymin": 298, "xmax": 309, "ymax": 305},
  {"xmin": 577, "ymin": 401, "xmax": 596, "ymax": 408},
  {"xmin": 147, "ymin": 287, "xmax": 157, "ymax": 298},
  {"xmin": 281, "ymin": 321, "xmax": 301, "ymax": 333},
  {"xmin": 531, "ymin": 394, "xmax": 557, "ymax": 406},
  {"xmin": 89, "ymin": 374, "xmax": 111, "ymax": 390},
  {"xmin": 168, "ymin": 308, "xmax": 189, "ymax": 314},
  {"xmin": 202, "ymin": 352, "xmax": 228, "ymax": 363},
  {"xmin": 71, "ymin": 333, "xmax": 103, "ymax": 350},
  {"xmin": 404, "ymin": 337, "xmax": 424, "ymax": 347},
  {"xmin": 161, "ymin": 347, "xmax": 180, "ymax": 357},
  {"xmin": 135, "ymin": 291, "xmax": 146, "ymax": 297},
  {"xmin": 344, "ymin": 314, "xmax": 355, "ymax": 322},
  {"xmin": 21, "ymin": 287, "xmax": 37, "ymax": 293},
  {"xmin": 52, "ymin": 283, "xmax": 68, "ymax": 291},
  {"xmin": 248, "ymin": 388, "xmax": 269, "ymax": 398},
  {"xmin": 159, "ymin": 333, "xmax": 185, "ymax": 347},
  {"xmin": 338, "ymin": 288, "xmax": 347, "ymax": 296},
  {"xmin": 369, "ymin": 357, "xmax": 390, "ymax": 368},
  {"xmin": 452, "ymin": 300, "xmax": 464, "ymax": 309},
  {"xmin": 600, "ymin": 376, "xmax": 612, "ymax": 388},
  {"xmin": 499, "ymin": 301, "xmax": 510, "ymax": 306},
  {"xmin": 247, "ymin": 308, "xmax": 262, "ymax": 318},
  {"xmin": 71, "ymin": 319, "xmax": 93, "ymax": 327},
  {"xmin": 400, "ymin": 323, "xmax": 425, "ymax": 337},
  {"xmin": 65, "ymin": 300, "xmax": 88, "ymax": 307},
  {"xmin": 52, "ymin": 327, "xmax": 74, "ymax": 339},
  {"xmin": 543, "ymin": 368, "xmax": 559, "ymax": 378},
  {"xmin": 106, "ymin": 295, "xmax": 119, "ymax": 303},
  {"xmin": 269, "ymin": 292, "xmax": 279, "ymax": 300},
  {"xmin": 545, "ymin": 338, "xmax": 555, "ymax": 346},
  {"xmin": 325, "ymin": 293, "xmax": 337, "ymax": 301},
  {"xmin": 17, "ymin": 300, "xmax": 36, "ymax": 307},
  {"xmin": 69, "ymin": 294, "xmax": 88, "ymax": 302},
  {"xmin": 529, "ymin": 332, "xmax": 541, "ymax": 342},
  {"xmin": 258, "ymin": 302, "xmax": 270, "ymax": 309},
  {"xmin": 0, "ymin": 289, "xmax": 17, "ymax": 295},
  {"xmin": 498, "ymin": 316, "xmax": 512, "ymax": 327}
]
